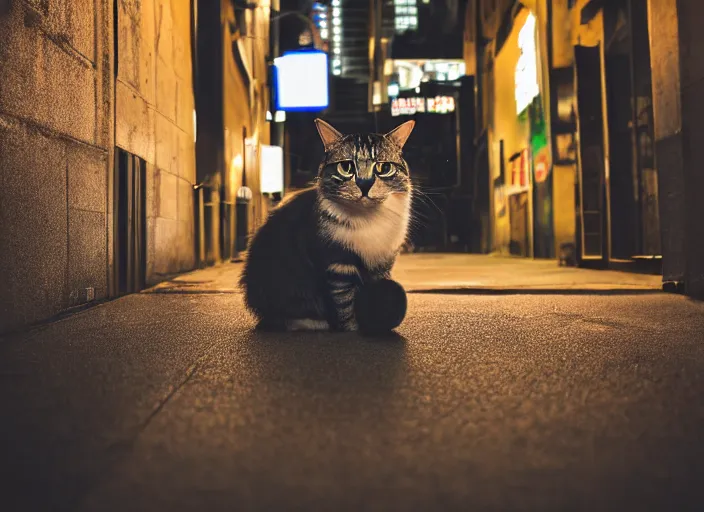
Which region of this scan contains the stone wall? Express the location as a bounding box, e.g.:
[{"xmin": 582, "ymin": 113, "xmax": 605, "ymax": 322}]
[
  {"xmin": 0, "ymin": 0, "xmax": 198, "ymax": 333},
  {"xmin": 0, "ymin": 0, "xmax": 113, "ymax": 332},
  {"xmin": 115, "ymin": 0, "xmax": 196, "ymax": 284}
]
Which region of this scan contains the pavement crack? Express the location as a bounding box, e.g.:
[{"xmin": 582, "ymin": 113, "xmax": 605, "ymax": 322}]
[
  {"xmin": 138, "ymin": 360, "xmax": 200, "ymax": 435},
  {"xmin": 72, "ymin": 342, "xmax": 224, "ymax": 509}
]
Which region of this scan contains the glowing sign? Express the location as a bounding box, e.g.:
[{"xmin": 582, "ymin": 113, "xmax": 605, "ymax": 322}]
[
  {"xmin": 274, "ymin": 50, "xmax": 329, "ymax": 111},
  {"xmin": 391, "ymin": 97, "xmax": 426, "ymax": 116},
  {"xmin": 427, "ymin": 96, "xmax": 455, "ymax": 114},
  {"xmin": 391, "ymin": 96, "xmax": 455, "ymax": 116},
  {"xmin": 515, "ymin": 13, "xmax": 539, "ymax": 114},
  {"xmin": 260, "ymin": 145, "xmax": 284, "ymax": 194},
  {"xmin": 390, "ymin": 59, "xmax": 466, "ymax": 91}
]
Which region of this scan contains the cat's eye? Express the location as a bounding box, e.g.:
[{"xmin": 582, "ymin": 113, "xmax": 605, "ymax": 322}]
[
  {"xmin": 336, "ymin": 161, "xmax": 354, "ymax": 178},
  {"xmin": 374, "ymin": 162, "xmax": 398, "ymax": 178}
]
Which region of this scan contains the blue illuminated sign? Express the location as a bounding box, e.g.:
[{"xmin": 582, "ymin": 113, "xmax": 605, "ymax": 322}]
[{"xmin": 273, "ymin": 50, "xmax": 330, "ymax": 112}]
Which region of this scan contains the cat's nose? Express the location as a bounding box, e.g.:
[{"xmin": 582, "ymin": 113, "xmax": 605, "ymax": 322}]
[{"xmin": 355, "ymin": 176, "xmax": 375, "ymax": 197}]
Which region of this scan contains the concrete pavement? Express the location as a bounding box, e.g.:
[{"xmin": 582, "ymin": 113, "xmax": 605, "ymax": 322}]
[{"xmin": 1, "ymin": 255, "xmax": 702, "ymax": 511}]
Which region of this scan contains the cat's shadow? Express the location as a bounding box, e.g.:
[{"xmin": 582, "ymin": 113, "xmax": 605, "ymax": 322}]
[{"xmin": 241, "ymin": 328, "xmax": 410, "ymax": 397}]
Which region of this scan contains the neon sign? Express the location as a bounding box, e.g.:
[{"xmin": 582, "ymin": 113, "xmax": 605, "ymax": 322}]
[
  {"xmin": 515, "ymin": 13, "xmax": 539, "ymax": 114},
  {"xmin": 391, "ymin": 96, "xmax": 455, "ymax": 116}
]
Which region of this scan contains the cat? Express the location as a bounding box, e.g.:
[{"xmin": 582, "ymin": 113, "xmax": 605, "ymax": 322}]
[{"xmin": 240, "ymin": 118, "xmax": 415, "ymax": 332}]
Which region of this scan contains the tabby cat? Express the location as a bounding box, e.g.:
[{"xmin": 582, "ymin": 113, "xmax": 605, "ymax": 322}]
[{"xmin": 240, "ymin": 118, "xmax": 415, "ymax": 331}]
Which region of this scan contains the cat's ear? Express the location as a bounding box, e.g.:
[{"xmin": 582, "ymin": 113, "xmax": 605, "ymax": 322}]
[
  {"xmin": 385, "ymin": 120, "xmax": 415, "ymax": 148},
  {"xmin": 314, "ymin": 118, "xmax": 344, "ymax": 149}
]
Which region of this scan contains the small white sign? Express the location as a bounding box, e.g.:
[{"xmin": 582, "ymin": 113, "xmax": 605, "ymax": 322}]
[{"xmin": 260, "ymin": 145, "xmax": 284, "ymax": 194}]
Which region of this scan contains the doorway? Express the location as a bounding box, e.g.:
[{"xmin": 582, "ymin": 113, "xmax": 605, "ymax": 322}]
[
  {"xmin": 603, "ymin": 0, "xmax": 660, "ymax": 260},
  {"xmin": 114, "ymin": 149, "xmax": 147, "ymax": 295},
  {"xmin": 574, "ymin": 44, "xmax": 608, "ymax": 267}
]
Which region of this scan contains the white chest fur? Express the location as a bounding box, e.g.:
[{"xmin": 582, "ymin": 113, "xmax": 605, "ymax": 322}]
[{"xmin": 319, "ymin": 194, "xmax": 411, "ymax": 268}]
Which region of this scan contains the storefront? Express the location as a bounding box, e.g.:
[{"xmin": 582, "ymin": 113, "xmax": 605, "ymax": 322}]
[{"xmin": 487, "ymin": 7, "xmax": 554, "ymax": 258}]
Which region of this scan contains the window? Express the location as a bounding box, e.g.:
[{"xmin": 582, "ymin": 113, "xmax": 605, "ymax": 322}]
[
  {"xmin": 395, "ymin": 16, "xmax": 418, "ymax": 32},
  {"xmin": 394, "ymin": 0, "xmax": 418, "ymax": 33}
]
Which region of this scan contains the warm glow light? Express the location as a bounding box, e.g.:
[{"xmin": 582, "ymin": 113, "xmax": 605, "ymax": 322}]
[
  {"xmin": 515, "ymin": 13, "xmax": 539, "ymax": 114},
  {"xmin": 384, "ymin": 59, "xmax": 394, "ymax": 75},
  {"xmin": 192, "ymin": 110, "xmax": 197, "ymax": 143},
  {"xmin": 372, "ymin": 81, "xmax": 382, "ymax": 106},
  {"xmin": 230, "ymin": 154, "xmax": 244, "ymax": 193}
]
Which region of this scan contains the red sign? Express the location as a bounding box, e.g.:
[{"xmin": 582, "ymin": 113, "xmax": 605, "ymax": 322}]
[{"xmin": 534, "ymin": 147, "xmax": 550, "ymax": 183}]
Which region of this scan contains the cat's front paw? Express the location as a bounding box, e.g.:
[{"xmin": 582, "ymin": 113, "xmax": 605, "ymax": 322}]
[{"xmin": 341, "ymin": 319, "xmax": 359, "ymax": 332}]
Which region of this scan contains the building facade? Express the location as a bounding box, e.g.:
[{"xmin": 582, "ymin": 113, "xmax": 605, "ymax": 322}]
[
  {"xmin": 465, "ymin": 0, "xmax": 666, "ymax": 268},
  {"xmin": 645, "ymin": 0, "xmax": 704, "ymax": 297},
  {"xmin": 0, "ymin": 0, "xmax": 197, "ymax": 333},
  {"xmin": 0, "ymin": 0, "xmax": 274, "ymax": 333},
  {"xmin": 194, "ymin": 0, "xmax": 273, "ymax": 264}
]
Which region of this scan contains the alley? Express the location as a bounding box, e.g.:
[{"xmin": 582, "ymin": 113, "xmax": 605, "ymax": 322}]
[{"xmin": 1, "ymin": 255, "xmax": 703, "ymax": 511}]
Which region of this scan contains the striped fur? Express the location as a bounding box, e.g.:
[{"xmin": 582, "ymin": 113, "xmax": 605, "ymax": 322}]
[{"xmin": 240, "ymin": 120, "xmax": 415, "ymax": 332}]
